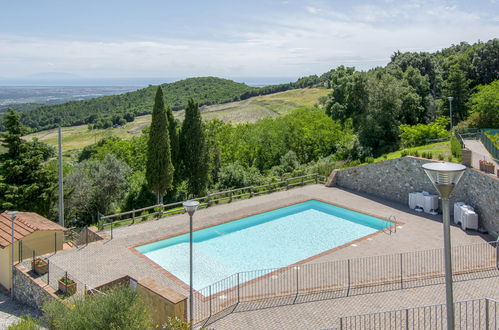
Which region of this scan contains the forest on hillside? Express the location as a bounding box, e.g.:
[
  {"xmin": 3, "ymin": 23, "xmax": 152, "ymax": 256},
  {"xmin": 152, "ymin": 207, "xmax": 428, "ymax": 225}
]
[
  {"xmin": 8, "ymin": 76, "xmax": 322, "ymax": 132},
  {"xmin": 0, "ymin": 39, "xmax": 497, "ymax": 226}
]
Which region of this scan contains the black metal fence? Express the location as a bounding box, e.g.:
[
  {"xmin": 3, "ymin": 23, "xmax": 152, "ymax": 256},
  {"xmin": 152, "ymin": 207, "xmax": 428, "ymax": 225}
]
[
  {"xmin": 193, "ymin": 241, "xmax": 498, "ymax": 326},
  {"xmin": 481, "ymin": 129, "xmax": 499, "ymax": 161},
  {"xmin": 17, "ymin": 241, "xmax": 92, "ymax": 298},
  {"xmin": 338, "ymin": 297, "xmax": 498, "ymax": 329}
]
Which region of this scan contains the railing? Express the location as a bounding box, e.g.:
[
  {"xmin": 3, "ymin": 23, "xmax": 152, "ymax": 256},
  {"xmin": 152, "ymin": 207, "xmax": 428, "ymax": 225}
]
[
  {"xmin": 481, "ymin": 129, "xmax": 499, "ymax": 162},
  {"xmin": 383, "ymin": 215, "xmax": 398, "ymax": 235},
  {"xmin": 193, "ymin": 241, "xmax": 498, "ymax": 326},
  {"xmin": 99, "ymin": 173, "xmax": 327, "ymax": 234},
  {"xmin": 17, "ymin": 240, "xmax": 96, "ymax": 298},
  {"xmin": 338, "ymin": 297, "xmax": 498, "ymax": 329}
]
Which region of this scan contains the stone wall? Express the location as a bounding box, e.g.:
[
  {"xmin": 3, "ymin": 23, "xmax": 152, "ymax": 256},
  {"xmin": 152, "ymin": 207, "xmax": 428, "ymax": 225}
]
[
  {"xmin": 328, "ymin": 157, "xmax": 499, "ymax": 236},
  {"xmin": 12, "ymin": 264, "xmax": 57, "ymax": 310}
]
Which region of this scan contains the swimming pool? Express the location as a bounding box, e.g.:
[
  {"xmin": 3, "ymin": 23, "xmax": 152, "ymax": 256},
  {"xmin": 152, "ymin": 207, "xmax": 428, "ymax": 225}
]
[{"xmin": 136, "ymin": 200, "xmax": 393, "ymax": 291}]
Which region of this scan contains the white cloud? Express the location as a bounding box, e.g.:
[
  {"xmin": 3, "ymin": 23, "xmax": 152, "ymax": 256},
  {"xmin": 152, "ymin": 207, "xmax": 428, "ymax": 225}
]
[{"xmin": 0, "ymin": 1, "xmax": 497, "ymax": 79}]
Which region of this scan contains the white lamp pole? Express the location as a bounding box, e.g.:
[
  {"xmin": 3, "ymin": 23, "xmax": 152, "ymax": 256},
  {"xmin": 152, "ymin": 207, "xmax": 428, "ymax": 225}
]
[
  {"xmin": 422, "ymin": 162, "xmax": 466, "ymax": 330},
  {"xmin": 183, "ymin": 200, "xmax": 199, "ymax": 328},
  {"xmin": 448, "ymin": 96, "xmax": 454, "ymax": 131},
  {"xmin": 7, "ymin": 211, "xmax": 18, "ymax": 298}
]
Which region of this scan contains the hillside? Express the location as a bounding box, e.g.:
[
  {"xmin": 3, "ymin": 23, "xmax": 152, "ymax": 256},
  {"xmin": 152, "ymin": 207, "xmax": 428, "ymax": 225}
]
[
  {"xmin": 18, "ymin": 77, "xmax": 259, "ymax": 131},
  {"xmin": 24, "ymin": 88, "xmax": 329, "ymax": 152}
]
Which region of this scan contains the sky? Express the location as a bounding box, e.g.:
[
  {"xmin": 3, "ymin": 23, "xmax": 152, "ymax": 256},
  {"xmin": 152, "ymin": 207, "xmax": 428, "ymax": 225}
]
[{"xmin": 0, "ymin": 0, "xmax": 497, "ymax": 82}]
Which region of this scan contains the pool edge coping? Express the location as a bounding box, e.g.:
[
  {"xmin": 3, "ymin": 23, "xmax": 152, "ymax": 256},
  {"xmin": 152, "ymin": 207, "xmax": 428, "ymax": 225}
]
[{"xmin": 127, "ymin": 198, "xmax": 402, "ymax": 301}]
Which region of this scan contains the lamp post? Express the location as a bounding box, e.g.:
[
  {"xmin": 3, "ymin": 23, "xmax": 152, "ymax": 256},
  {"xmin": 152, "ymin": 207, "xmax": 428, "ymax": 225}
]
[
  {"xmin": 7, "ymin": 211, "xmax": 18, "ymax": 298},
  {"xmin": 183, "ymin": 200, "xmax": 199, "ymax": 327},
  {"xmin": 448, "ymin": 96, "xmax": 454, "ymax": 131},
  {"xmin": 422, "ymin": 162, "xmax": 466, "ymax": 330}
]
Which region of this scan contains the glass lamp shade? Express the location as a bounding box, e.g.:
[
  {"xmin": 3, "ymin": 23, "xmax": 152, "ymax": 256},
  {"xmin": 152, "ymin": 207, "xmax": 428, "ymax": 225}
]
[
  {"xmin": 422, "ymin": 162, "xmax": 466, "ymax": 198},
  {"xmin": 183, "ymin": 200, "xmax": 200, "ymax": 216},
  {"xmin": 7, "ymin": 211, "xmax": 18, "ymax": 217}
]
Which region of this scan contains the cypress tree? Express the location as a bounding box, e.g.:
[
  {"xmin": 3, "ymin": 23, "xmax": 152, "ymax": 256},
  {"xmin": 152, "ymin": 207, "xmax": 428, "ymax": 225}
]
[
  {"xmin": 166, "ymin": 105, "xmax": 179, "ymax": 185},
  {"xmin": 146, "ymin": 87, "xmax": 173, "ymax": 204},
  {"xmin": 180, "ymin": 99, "xmax": 209, "ymax": 196}
]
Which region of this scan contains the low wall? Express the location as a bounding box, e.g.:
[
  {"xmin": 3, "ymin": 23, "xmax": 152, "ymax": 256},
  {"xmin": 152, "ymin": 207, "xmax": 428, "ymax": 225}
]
[
  {"xmin": 137, "ymin": 278, "xmax": 187, "ymax": 327},
  {"xmin": 13, "ymin": 264, "xmax": 57, "ymax": 310},
  {"xmin": 328, "ymin": 157, "xmax": 499, "ymax": 236}
]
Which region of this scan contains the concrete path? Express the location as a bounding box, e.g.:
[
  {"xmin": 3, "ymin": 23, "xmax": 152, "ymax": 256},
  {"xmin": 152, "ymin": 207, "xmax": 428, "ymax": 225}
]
[
  {"xmin": 463, "ymin": 139, "xmax": 498, "ymax": 169},
  {"xmin": 0, "ymin": 292, "xmax": 41, "ymax": 328}
]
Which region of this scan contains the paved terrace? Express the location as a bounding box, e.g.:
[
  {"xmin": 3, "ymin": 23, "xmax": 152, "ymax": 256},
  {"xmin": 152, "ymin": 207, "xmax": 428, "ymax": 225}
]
[{"xmin": 45, "ymin": 185, "xmax": 496, "ymax": 328}]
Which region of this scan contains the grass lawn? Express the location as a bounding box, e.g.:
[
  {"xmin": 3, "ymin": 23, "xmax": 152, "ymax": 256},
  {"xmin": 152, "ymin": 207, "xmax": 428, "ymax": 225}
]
[{"xmin": 373, "ymin": 141, "xmax": 459, "ymax": 163}]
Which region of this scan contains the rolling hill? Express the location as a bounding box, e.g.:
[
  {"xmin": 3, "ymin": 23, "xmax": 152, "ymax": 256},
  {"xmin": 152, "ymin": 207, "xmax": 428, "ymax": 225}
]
[{"xmin": 25, "ymin": 88, "xmax": 329, "ymax": 153}]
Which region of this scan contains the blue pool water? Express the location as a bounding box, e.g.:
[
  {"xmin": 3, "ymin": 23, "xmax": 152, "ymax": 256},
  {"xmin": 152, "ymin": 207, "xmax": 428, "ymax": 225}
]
[{"xmin": 136, "ymin": 200, "xmax": 392, "ymax": 291}]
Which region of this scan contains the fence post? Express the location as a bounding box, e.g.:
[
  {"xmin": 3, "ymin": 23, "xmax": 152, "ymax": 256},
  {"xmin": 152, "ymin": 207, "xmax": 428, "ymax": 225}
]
[
  {"xmin": 47, "ymin": 259, "xmax": 50, "ymax": 285},
  {"xmin": 485, "ymin": 298, "xmax": 489, "ymax": 330},
  {"xmin": 286, "ymin": 179, "xmax": 289, "ymax": 190},
  {"xmin": 496, "ymin": 242, "xmax": 498, "ymax": 270},
  {"xmin": 110, "ymin": 219, "xmax": 113, "ymax": 240},
  {"xmin": 405, "ymin": 308, "xmax": 409, "ymax": 330},
  {"xmin": 400, "ymin": 253, "xmax": 403, "ymax": 289},
  {"xmin": 347, "ymin": 259, "xmax": 351, "ymax": 297},
  {"xmin": 18, "ymin": 240, "xmax": 22, "ymax": 264},
  {"xmin": 249, "ymin": 186, "xmax": 253, "ymax": 198},
  {"xmin": 301, "ymin": 176, "xmax": 304, "ymax": 186},
  {"xmin": 209, "ymin": 285, "xmax": 212, "ymax": 318},
  {"xmin": 293, "ymin": 267, "xmax": 299, "ymax": 304},
  {"xmin": 132, "ymin": 210, "xmax": 135, "ymax": 224},
  {"xmin": 229, "ymin": 191, "xmax": 233, "ymax": 203},
  {"xmin": 237, "ymin": 273, "xmax": 240, "ymax": 304},
  {"xmin": 315, "ymin": 173, "xmax": 318, "ymax": 184}
]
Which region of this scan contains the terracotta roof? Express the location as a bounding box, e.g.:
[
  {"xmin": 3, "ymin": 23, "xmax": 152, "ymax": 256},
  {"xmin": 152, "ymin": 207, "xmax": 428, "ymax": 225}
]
[{"xmin": 0, "ymin": 211, "xmax": 67, "ymax": 248}]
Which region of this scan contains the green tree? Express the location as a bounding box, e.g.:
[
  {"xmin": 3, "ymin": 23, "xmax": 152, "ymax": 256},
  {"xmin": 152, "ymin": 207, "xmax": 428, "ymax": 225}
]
[
  {"xmin": 179, "ymin": 99, "xmax": 209, "ymax": 196},
  {"xmin": 0, "ymin": 109, "xmax": 57, "ymax": 216},
  {"xmin": 146, "ymin": 87, "xmax": 174, "ymax": 204},
  {"xmin": 166, "ymin": 105, "xmax": 180, "ymax": 186},
  {"xmin": 65, "ymin": 155, "xmax": 131, "ymax": 226},
  {"xmin": 468, "ymin": 80, "xmax": 499, "ymax": 128},
  {"xmin": 442, "ymin": 64, "xmax": 471, "ymax": 123}
]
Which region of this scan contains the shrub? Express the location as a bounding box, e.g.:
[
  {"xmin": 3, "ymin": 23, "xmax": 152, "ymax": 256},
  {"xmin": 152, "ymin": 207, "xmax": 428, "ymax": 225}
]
[
  {"xmin": 163, "ymin": 316, "xmax": 191, "ymax": 330},
  {"xmin": 401, "ymin": 150, "xmax": 408, "ymax": 157},
  {"xmin": 399, "ymin": 117, "xmax": 450, "ymax": 148},
  {"xmin": 450, "ymin": 136, "xmax": 462, "ymax": 160},
  {"xmin": 447, "ymin": 156, "xmax": 453, "ymax": 162},
  {"xmin": 485, "ymin": 131, "xmax": 499, "ymax": 148},
  {"xmin": 8, "ymin": 315, "xmax": 41, "ymax": 330},
  {"xmin": 438, "ymin": 154, "xmax": 444, "ymax": 160},
  {"xmin": 365, "ymin": 157, "xmax": 375, "ymax": 163},
  {"xmin": 43, "ymin": 286, "xmax": 152, "ymax": 330}
]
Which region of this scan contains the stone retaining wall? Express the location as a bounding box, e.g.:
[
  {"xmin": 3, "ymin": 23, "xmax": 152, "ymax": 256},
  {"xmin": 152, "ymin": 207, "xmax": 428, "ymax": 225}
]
[
  {"xmin": 328, "ymin": 157, "xmax": 499, "ymax": 236},
  {"xmin": 12, "ymin": 265, "xmax": 57, "ymax": 310}
]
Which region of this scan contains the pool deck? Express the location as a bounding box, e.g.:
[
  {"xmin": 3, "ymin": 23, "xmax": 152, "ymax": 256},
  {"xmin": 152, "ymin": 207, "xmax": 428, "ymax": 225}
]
[{"xmin": 45, "ymin": 185, "xmax": 497, "ymax": 328}]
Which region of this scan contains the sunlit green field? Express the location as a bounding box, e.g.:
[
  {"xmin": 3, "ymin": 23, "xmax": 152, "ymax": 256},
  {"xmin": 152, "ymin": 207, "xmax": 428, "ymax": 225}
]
[
  {"xmin": 24, "ymin": 88, "xmax": 330, "ymax": 152},
  {"xmin": 374, "ymin": 141, "xmax": 457, "ymax": 163}
]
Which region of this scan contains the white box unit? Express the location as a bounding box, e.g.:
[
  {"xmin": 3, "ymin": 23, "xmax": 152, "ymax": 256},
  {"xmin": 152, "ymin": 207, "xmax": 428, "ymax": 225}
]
[
  {"xmin": 461, "ymin": 209, "xmax": 479, "ymax": 231},
  {"xmin": 422, "ymin": 194, "xmax": 439, "ymax": 214},
  {"xmin": 409, "ymin": 191, "xmax": 438, "ymax": 214},
  {"xmin": 408, "ymin": 192, "xmax": 419, "ymax": 209},
  {"xmin": 454, "ymin": 202, "xmax": 465, "ymax": 225}
]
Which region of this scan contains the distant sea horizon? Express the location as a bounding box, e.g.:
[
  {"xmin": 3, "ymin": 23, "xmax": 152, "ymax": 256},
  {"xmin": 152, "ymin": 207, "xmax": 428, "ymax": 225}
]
[{"xmin": 0, "ymin": 76, "xmax": 298, "ymax": 87}]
